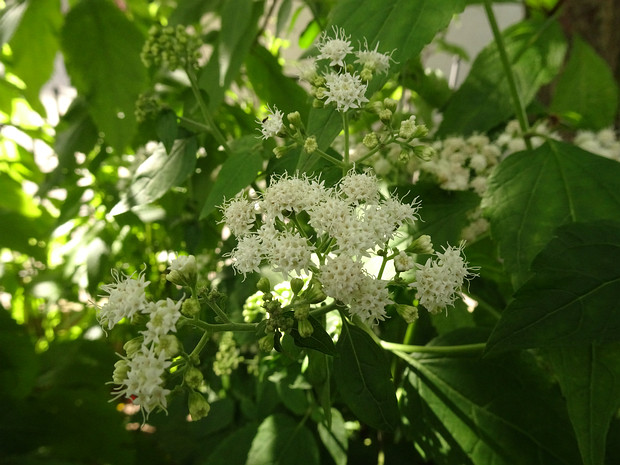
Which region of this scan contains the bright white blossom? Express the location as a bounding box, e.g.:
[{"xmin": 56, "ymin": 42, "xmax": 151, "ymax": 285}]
[
  {"xmin": 411, "ymin": 243, "xmax": 476, "ymax": 314},
  {"xmin": 98, "ymin": 270, "xmax": 150, "ymax": 330},
  {"xmin": 317, "ymin": 26, "xmax": 353, "ymax": 67},
  {"xmin": 339, "ymin": 170, "xmax": 380, "ymax": 204},
  {"xmin": 229, "ymin": 235, "xmax": 264, "ymax": 276},
  {"xmin": 258, "ymin": 105, "xmax": 284, "ymax": 139},
  {"xmin": 399, "ymin": 116, "xmax": 419, "ymax": 139},
  {"xmin": 350, "ymin": 276, "xmax": 391, "ymax": 325},
  {"xmin": 394, "ymin": 250, "xmax": 415, "ymax": 272},
  {"xmin": 323, "ymin": 71, "xmax": 369, "ymax": 112},
  {"xmin": 142, "ymin": 298, "xmax": 183, "ymax": 346},
  {"xmin": 220, "ymin": 196, "xmax": 257, "ymax": 237},
  {"xmin": 268, "ymin": 231, "xmax": 314, "ymax": 275},
  {"xmin": 355, "ymin": 40, "xmax": 392, "ymax": 75}
]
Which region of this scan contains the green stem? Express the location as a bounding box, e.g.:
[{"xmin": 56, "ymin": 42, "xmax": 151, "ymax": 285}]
[
  {"xmin": 309, "ymin": 301, "xmax": 340, "ymax": 318},
  {"xmin": 185, "ymin": 318, "xmax": 257, "ymax": 333},
  {"xmin": 188, "ymin": 331, "xmax": 211, "ymax": 359},
  {"xmin": 342, "ymin": 112, "xmax": 351, "ymax": 174},
  {"xmin": 205, "ymin": 299, "xmax": 232, "ymax": 324},
  {"xmin": 381, "ymin": 340, "xmax": 486, "ymax": 354},
  {"xmin": 314, "ymin": 148, "xmax": 348, "ymax": 169},
  {"xmin": 185, "ymin": 66, "xmax": 231, "ymax": 152},
  {"xmin": 177, "ymin": 115, "xmax": 212, "ymax": 133},
  {"xmin": 483, "ymin": 0, "xmax": 533, "ymax": 151}
]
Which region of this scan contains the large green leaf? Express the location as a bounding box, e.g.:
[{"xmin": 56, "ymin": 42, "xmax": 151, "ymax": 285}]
[
  {"xmin": 329, "ymin": 0, "xmax": 466, "ymax": 74},
  {"xmin": 111, "ymin": 137, "xmax": 198, "ymax": 216},
  {"xmin": 550, "ymin": 36, "xmax": 619, "ymax": 130},
  {"xmin": 61, "ymin": 0, "xmax": 147, "ymax": 151},
  {"xmin": 199, "ymin": 0, "xmax": 264, "ymax": 111},
  {"xmin": 199, "ymin": 135, "xmax": 264, "ymax": 218},
  {"xmin": 486, "ymin": 221, "xmax": 620, "ymax": 353},
  {"xmin": 202, "ymin": 423, "xmax": 259, "ymax": 465},
  {"xmin": 400, "ymin": 330, "xmax": 581, "ymax": 465},
  {"xmin": 438, "ymin": 18, "xmax": 566, "ymax": 136},
  {"xmin": 245, "ymin": 44, "xmax": 310, "ymax": 120},
  {"xmin": 333, "ymin": 323, "xmax": 399, "ymax": 431},
  {"xmin": 482, "ymin": 140, "xmax": 620, "ymax": 288},
  {"xmin": 545, "ymin": 342, "xmax": 620, "ymax": 465},
  {"xmin": 7, "ymin": 0, "xmax": 61, "ymax": 112},
  {"xmin": 246, "ymin": 413, "xmax": 319, "ymax": 465}
]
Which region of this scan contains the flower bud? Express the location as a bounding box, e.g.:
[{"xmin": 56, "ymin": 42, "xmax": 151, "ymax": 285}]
[
  {"xmin": 297, "ymin": 318, "xmax": 314, "ymax": 338},
  {"xmin": 167, "ymin": 255, "xmax": 197, "ymax": 287},
  {"xmin": 395, "ymin": 304, "xmax": 419, "ymax": 324},
  {"xmin": 259, "ymin": 334, "xmax": 274, "ymax": 352},
  {"xmin": 301, "ymin": 279, "xmax": 327, "ymax": 304},
  {"xmin": 123, "ymin": 337, "xmax": 143, "ymax": 358},
  {"xmin": 184, "ymin": 366, "xmax": 204, "ymax": 389},
  {"xmin": 312, "ymin": 98, "xmax": 325, "ymax": 109},
  {"xmin": 379, "ymin": 108, "xmax": 392, "ymax": 123},
  {"xmin": 394, "ymin": 250, "xmax": 415, "ymax": 272},
  {"xmin": 303, "ymin": 136, "xmax": 318, "ymax": 154},
  {"xmin": 294, "ymin": 304, "xmax": 310, "ymax": 320},
  {"xmin": 412, "ymin": 144, "xmax": 435, "ymax": 161},
  {"xmin": 188, "ymin": 391, "xmax": 211, "ymax": 421},
  {"xmin": 383, "ymin": 98, "xmax": 397, "ymax": 112},
  {"xmin": 290, "ymin": 278, "xmax": 305, "ymax": 295},
  {"xmin": 287, "ymin": 111, "xmax": 302, "ymax": 128},
  {"xmin": 407, "ymin": 235, "xmax": 434, "ymax": 255},
  {"xmin": 159, "ymin": 334, "xmax": 180, "ymax": 357},
  {"xmin": 181, "ymin": 298, "xmax": 201, "ymax": 317},
  {"xmin": 112, "ymin": 359, "xmax": 129, "ymax": 384},
  {"xmin": 360, "ymin": 67, "xmax": 373, "ymax": 81},
  {"xmin": 363, "ymin": 133, "xmax": 379, "ymax": 149},
  {"xmin": 256, "ymin": 277, "xmax": 271, "ymax": 294}
]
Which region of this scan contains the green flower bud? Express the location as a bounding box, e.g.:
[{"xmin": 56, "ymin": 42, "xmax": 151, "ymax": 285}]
[
  {"xmin": 383, "ymin": 98, "xmax": 397, "ymax": 112},
  {"xmin": 406, "ymin": 234, "xmax": 434, "ymax": 255},
  {"xmin": 188, "ymin": 391, "xmax": 211, "ymax": 421},
  {"xmin": 287, "ymin": 111, "xmax": 302, "ymax": 128},
  {"xmin": 113, "ymin": 359, "xmax": 129, "ymax": 384},
  {"xmin": 294, "ymin": 304, "xmax": 310, "ymax": 321},
  {"xmin": 184, "ymin": 367, "xmax": 204, "ymax": 389},
  {"xmin": 303, "ymin": 136, "xmax": 318, "ymax": 154},
  {"xmin": 301, "ymin": 279, "xmax": 327, "ymax": 304},
  {"xmin": 379, "ymin": 108, "xmax": 392, "ymax": 123},
  {"xmin": 290, "ymin": 278, "xmax": 305, "ymax": 295},
  {"xmin": 159, "ymin": 334, "xmax": 180, "ymax": 357},
  {"xmin": 297, "ymin": 318, "xmax": 314, "ymax": 338},
  {"xmin": 182, "ymin": 298, "xmax": 201, "ymax": 317},
  {"xmin": 363, "ymin": 132, "xmax": 379, "ymax": 149},
  {"xmin": 360, "ymin": 67, "xmax": 373, "ymax": 81},
  {"xmin": 314, "ymin": 87, "xmax": 327, "ymax": 100},
  {"xmin": 412, "ymin": 144, "xmax": 436, "ymax": 161},
  {"xmin": 123, "ymin": 337, "xmax": 143, "ymax": 358},
  {"xmin": 395, "ymin": 304, "xmax": 419, "ymax": 324},
  {"xmin": 256, "ymin": 277, "xmax": 271, "ymax": 294},
  {"xmin": 273, "ymin": 145, "xmax": 295, "ymax": 159},
  {"xmin": 312, "ymin": 98, "xmax": 325, "ymax": 109},
  {"xmin": 259, "ymin": 334, "xmax": 274, "ymax": 352}
]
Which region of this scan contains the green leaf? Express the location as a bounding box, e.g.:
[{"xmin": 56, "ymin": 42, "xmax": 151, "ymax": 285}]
[
  {"xmin": 7, "ymin": 0, "xmax": 61, "ymax": 112},
  {"xmin": 111, "ymin": 137, "xmax": 198, "ymax": 216},
  {"xmin": 333, "ymin": 323, "xmax": 399, "ymax": 431},
  {"xmin": 290, "ymin": 315, "xmax": 337, "ymax": 355},
  {"xmin": 317, "ymin": 408, "xmax": 348, "ymax": 465},
  {"xmin": 199, "ymin": 0, "xmax": 264, "ymax": 110},
  {"xmin": 545, "ymin": 343, "xmax": 620, "ymax": 465},
  {"xmin": 61, "ymin": 0, "xmax": 147, "ymax": 151},
  {"xmin": 201, "ymin": 423, "xmax": 259, "ymax": 465},
  {"xmin": 0, "ymin": 1, "xmax": 28, "ymax": 45},
  {"xmin": 0, "ymin": 309, "xmax": 38, "ymax": 400},
  {"xmin": 400, "ymin": 330, "xmax": 581, "ymax": 465},
  {"xmin": 305, "ymin": 350, "xmax": 332, "ymax": 427},
  {"xmin": 199, "ymin": 135, "xmax": 264, "ymax": 218},
  {"xmin": 246, "ymin": 413, "xmax": 320, "ymax": 465},
  {"xmin": 245, "ymin": 44, "xmax": 310, "ymax": 120},
  {"xmin": 482, "ymin": 140, "xmax": 620, "ymax": 288},
  {"xmin": 157, "ymin": 109, "xmax": 179, "ymax": 154},
  {"xmin": 438, "ymin": 18, "xmax": 566, "ymax": 136},
  {"xmin": 329, "ymin": 0, "xmax": 466, "ymax": 74},
  {"xmin": 550, "ymin": 36, "xmax": 619, "ymax": 130},
  {"xmin": 486, "ymin": 221, "xmax": 620, "ymax": 353}
]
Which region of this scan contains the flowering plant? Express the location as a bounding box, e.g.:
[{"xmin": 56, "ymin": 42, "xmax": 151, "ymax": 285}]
[{"xmin": 2, "ymin": 1, "xmax": 620, "ymax": 464}]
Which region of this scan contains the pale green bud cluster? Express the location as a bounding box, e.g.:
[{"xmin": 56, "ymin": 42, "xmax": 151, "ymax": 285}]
[
  {"xmin": 141, "ymin": 24, "xmax": 201, "ymax": 71},
  {"xmin": 135, "ymin": 92, "xmax": 162, "ymax": 123}
]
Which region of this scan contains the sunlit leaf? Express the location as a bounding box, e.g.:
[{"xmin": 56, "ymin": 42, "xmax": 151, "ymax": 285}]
[
  {"xmin": 438, "ymin": 17, "xmax": 566, "ymax": 136},
  {"xmin": 61, "ymin": 0, "xmax": 147, "ymax": 151},
  {"xmin": 550, "ymin": 36, "xmax": 619, "ymax": 129},
  {"xmin": 482, "ymin": 140, "xmax": 620, "ymax": 288},
  {"xmin": 111, "ymin": 137, "xmax": 198, "ymax": 216}
]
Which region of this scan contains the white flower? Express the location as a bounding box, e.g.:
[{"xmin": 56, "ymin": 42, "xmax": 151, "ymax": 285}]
[
  {"xmin": 114, "ymin": 347, "xmax": 172, "ymax": 417},
  {"xmin": 394, "ymin": 250, "xmax": 415, "ymax": 272},
  {"xmin": 398, "ymin": 116, "xmax": 418, "ymax": 139},
  {"xmin": 317, "ymin": 26, "xmax": 353, "ymax": 67},
  {"xmin": 229, "ymin": 234, "xmax": 264, "ymax": 277},
  {"xmin": 350, "ymin": 276, "xmax": 391, "ymax": 326},
  {"xmin": 142, "ymin": 298, "xmax": 183, "ymax": 346},
  {"xmin": 411, "ymin": 243, "xmax": 476, "ymax": 314},
  {"xmin": 339, "ymin": 170, "xmax": 380, "ymax": 205},
  {"xmin": 220, "ymin": 195, "xmax": 257, "ymax": 237},
  {"xmin": 260, "ymin": 173, "xmax": 326, "ymax": 221},
  {"xmin": 267, "ymin": 231, "xmax": 314, "ymax": 275},
  {"xmin": 98, "ymin": 270, "xmax": 150, "ymax": 330},
  {"xmin": 355, "ymin": 40, "xmax": 392, "ymax": 75},
  {"xmin": 323, "ymin": 71, "xmax": 368, "ymax": 112},
  {"xmin": 297, "ymin": 57, "xmax": 318, "ymax": 82},
  {"xmin": 319, "ymin": 255, "xmax": 365, "ymax": 304},
  {"xmin": 258, "ymin": 105, "xmax": 284, "ymax": 139}
]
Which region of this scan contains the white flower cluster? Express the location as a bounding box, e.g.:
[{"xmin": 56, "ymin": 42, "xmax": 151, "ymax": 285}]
[
  {"xmin": 98, "ymin": 264, "xmax": 184, "ymax": 417},
  {"xmin": 411, "ymin": 243, "xmax": 476, "ymax": 315},
  {"xmin": 574, "ymin": 128, "xmax": 620, "ymax": 161},
  {"xmin": 296, "ymin": 26, "xmax": 393, "ymax": 114},
  {"xmin": 221, "ymin": 170, "xmax": 419, "ymax": 325}
]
